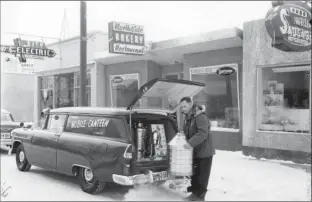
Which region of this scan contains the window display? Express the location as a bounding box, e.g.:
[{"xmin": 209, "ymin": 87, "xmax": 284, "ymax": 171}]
[
  {"xmin": 55, "ymin": 73, "xmax": 74, "ymax": 108},
  {"xmin": 190, "ymin": 64, "xmax": 240, "ymax": 131},
  {"xmin": 110, "ymin": 73, "xmax": 139, "ymax": 107},
  {"xmin": 39, "ymin": 76, "xmax": 54, "ymax": 112},
  {"xmin": 257, "ymin": 66, "xmax": 310, "ymax": 134}
]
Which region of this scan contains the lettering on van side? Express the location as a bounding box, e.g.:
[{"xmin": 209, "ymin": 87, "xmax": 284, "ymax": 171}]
[{"xmin": 70, "ymin": 119, "xmax": 110, "ymax": 129}]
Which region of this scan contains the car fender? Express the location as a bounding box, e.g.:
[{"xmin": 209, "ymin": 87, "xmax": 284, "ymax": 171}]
[{"xmin": 10, "ymin": 128, "xmax": 35, "ymax": 158}]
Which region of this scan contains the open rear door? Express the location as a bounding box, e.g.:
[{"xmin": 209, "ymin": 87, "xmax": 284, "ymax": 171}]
[{"xmin": 126, "ymin": 78, "xmax": 205, "ymax": 113}]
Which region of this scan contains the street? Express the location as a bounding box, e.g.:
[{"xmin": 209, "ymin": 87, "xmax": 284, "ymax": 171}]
[{"xmin": 1, "ymin": 149, "xmax": 310, "ymax": 201}]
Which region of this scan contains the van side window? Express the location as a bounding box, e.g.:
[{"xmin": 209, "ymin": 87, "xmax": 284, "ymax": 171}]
[
  {"xmin": 65, "ymin": 115, "xmax": 126, "ymax": 139},
  {"xmin": 46, "ymin": 114, "xmax": 67, "ymax": 132}
]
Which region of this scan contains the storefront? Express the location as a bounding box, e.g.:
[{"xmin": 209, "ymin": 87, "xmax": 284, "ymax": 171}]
[
  {"xmin": 93, "ymin": 27, "xmax": 244, "ymax": 151},
  {"xmin": 33, "ymin": 31, "xmax": 107, "ymax": 122},
  {"xmin": 242, "ymin": 18, "xmax": 311, "ymax": 163},
  {"xmin": 31, "ymin": 11, "xmax": 310, "ymax": 160}
]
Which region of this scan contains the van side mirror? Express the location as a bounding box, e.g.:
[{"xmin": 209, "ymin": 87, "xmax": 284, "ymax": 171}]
[{"xmin": 20, "ymin": 122, "xmax": 24, "ymax": 127}]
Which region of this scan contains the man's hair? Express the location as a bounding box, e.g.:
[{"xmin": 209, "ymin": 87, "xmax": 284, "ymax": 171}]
[{"xmin": 180, "ymin": 96, "xmax": 192, "ymax": 103}]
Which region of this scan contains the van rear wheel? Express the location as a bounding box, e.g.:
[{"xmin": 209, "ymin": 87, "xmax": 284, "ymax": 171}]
[{"xmin": 78, "ymin": 167, "xmax": 106, "ymax": 194}]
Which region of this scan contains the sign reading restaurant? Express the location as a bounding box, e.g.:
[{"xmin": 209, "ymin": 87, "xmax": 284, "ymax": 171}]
[
  {"xmin": 265, "ymin": 1, "xmax": 311, "ymax": 52},
  {"xmin": 108, "ymin": 21, "xmax": 145, "ymax": 55},
  {"xmin": 0, "ymin": 38, "xmax": 56, "ymax": 63}
]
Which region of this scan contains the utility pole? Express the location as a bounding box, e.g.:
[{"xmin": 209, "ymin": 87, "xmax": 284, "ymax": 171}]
[{"xmin": 79, "ymin": 1, "xmax": 87, "ymax": 106}]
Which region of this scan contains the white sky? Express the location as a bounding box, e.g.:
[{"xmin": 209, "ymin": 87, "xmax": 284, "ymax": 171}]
[{"xmin": 1, "ymin": 1, "xmax": 272, "ymax": 44}]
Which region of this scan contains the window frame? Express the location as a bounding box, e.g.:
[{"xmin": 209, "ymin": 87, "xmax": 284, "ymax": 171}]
[
  {"xmin": 64, "ymin": 114, "xmax": 128, "ymax": 142},
  {"xmin": 44, "ymin": 113, "xmax": 68, "ymax": 132},
  {"xmin": 109, "ymin": 73, "xmax": 140, "ymax": 108},
  {"xmin": 256, "ymin": 64, "xmax": 311, "ymax": 135},
  {"xmin": 189, "ymin": 63, "xmax": 240, "ymax": 132}
]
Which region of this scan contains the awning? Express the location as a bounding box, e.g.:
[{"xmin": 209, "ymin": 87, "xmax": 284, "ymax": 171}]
[{"xmin": 95, "ymin": 27, "xmax": 243, "ymax": 66}]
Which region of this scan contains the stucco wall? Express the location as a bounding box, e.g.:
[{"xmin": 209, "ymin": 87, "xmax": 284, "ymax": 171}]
[
  {"xmin": 34, "ymin": 33, "xmax": 107, "ymax": 72},
  {"xmin": 242, "ymin": 19, "xmax": 311, "ymax": 152},
  {"xmin": 162, "ymin": 64, "xmax": 183, "ymax": 76},
  {"xmin": 1, "ymin": 72, "xmax": 35, "ymax": 122},
  {"xmin": 147, "ymin": 61, "xmax": 163, "ymax": 81}
]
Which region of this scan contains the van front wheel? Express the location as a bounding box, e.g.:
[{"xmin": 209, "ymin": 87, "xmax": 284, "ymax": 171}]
[{"xmin": 78, "ymin": 167, "xmax": 106, "ymax": 194}]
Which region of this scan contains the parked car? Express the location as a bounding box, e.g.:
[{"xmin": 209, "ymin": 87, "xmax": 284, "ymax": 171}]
[
  {"xmin": 9, "ymin": 78, "xmax": 205, "ymax": 194},
  {"xmin": 0, "ymin": 109, "xmax": 33, "ymax": 151}
]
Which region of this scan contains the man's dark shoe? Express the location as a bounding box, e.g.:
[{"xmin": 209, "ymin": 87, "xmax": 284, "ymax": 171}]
[
  {"xmin": 185, "ymin": 193, "xmax": 200, "ymax": 201},
  {"xmin": 186, "ymin": 186, "xmax": 193, "ymax": 192},
  {"xmin": 197, "ymin": 191, "xmax": 207, "ymax": 201}
]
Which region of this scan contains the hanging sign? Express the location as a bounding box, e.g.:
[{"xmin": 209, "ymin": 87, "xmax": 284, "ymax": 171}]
[
  {"xmin": 216, "ymin": 66, "xmax": 236, "ymax": 76},
  {"xmin": 112, "ymin": 76, "xmax": 123, "ymax": 83},
  {"xmin": 265, "ymin": 1, "xmax": 311, "ymax": 52},
  {"xmin": 108, "ymin": 21, "xmax": 145, "ymax": 55},
  {"xmin": 0, "ymin": 38, "xmax": 56, "ymax": 63}
]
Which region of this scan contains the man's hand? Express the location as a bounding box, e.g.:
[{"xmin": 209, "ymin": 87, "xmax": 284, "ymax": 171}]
[{"xmin": 183, "ymin": 142, "xmax": 193, "ymax": 150}]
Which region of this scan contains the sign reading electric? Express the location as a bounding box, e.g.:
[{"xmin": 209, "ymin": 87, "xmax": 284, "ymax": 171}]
[
  {"xmin": 108, "ymin": 21, "xmax": 145, "ymax": 55},
  {"xmin": 0, "ymin": 38, "xmax": 56, "ymax": 63},
  {"xmin": 265, "ymin": 1, "xmax": 311, "ymax": 52}
]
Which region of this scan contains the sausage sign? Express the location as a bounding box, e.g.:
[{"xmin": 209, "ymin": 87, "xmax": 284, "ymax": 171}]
[{"xmin": 265, "ymin": 1, "xmax": 311, "ymax": 52}]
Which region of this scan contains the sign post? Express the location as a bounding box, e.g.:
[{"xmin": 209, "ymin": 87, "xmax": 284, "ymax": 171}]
[
  {"xmin": 79, "ymin": 1, "xmax": 87, "ymax": 106},
  {"xmin": 108, "ymin": 21, "xmax": 145, "ymax": 55}
]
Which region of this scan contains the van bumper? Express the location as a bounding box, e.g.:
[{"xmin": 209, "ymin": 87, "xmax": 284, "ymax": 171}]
[
  {"xmin": 0, "ymin": 139, "xmax": 12, "ymax": 151},
  {"xmin": 112, "ymin": 170, "xmax": 168, "ymax": 186}
]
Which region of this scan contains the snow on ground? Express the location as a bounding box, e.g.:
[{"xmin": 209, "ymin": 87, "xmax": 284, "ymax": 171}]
[{"xmin": 1, "ymin": 150, "xmax": 310, "ymax": 201}]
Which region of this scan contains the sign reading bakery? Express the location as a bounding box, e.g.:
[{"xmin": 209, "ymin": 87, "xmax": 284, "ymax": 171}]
[
  {"xmin": 108, "ymin": 21, "xmax": 145, "ymax": 55},
  {"xmin": 265, "ymin": 1, "xmax": 311, "ymax": 52}
]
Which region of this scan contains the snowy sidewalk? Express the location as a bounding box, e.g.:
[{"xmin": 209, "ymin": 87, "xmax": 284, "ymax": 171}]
[
  {"xmin": 1, "ymin": 150, "xmax": 310, "ymax": 201},
  {"xmin": 125, "ymin": 151, "xmax": 311, "ymax": 201}
]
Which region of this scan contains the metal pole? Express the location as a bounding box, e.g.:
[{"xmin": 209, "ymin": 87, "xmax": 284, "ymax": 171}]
[{"xmin": 79, "ymin": 1, "xmax": 87, "ymax": 106}]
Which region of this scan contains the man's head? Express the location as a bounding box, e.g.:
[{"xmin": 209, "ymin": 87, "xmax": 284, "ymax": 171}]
[{"xmin": 180, "ymin": 97, "xmax": 193, "ymax": 114}]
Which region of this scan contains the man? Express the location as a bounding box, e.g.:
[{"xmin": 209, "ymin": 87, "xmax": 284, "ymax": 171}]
[{"xmin": 179, "ymin": 97, "xmax": 215, "ymax": 201}]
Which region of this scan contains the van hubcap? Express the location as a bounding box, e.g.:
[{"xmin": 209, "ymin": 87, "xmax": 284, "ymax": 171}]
[
  {"xmin": 84, "ymin": 168, "xmax": 93, "ymax": 182},
  {"xmin": 19, "ymin": 151, "xmax": 25, "ymax": 163}
]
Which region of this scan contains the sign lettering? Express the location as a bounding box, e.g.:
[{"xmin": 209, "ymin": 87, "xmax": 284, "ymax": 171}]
[
  {"xmin": 0, "ymin": 38, "xmax": 56, "ymax": 63},
  {"xmin": 216, "ymin": 67, "xmax": 236, "ymax": 76},
  {"xmin": 71, "ymin": 119, "xmax": 110, "ymax": 129},
  {"xmin": 108, "ymin": 21, "xmax": 145, "ymax": 55},
  {"xmin": 265, "ymin": 1, "xmax": 311, "ymax": 52}
]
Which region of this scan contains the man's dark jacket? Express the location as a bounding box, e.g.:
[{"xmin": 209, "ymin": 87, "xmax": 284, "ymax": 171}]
[{"xmin": 183, "ymin": 105, "xmax": 215, "ymax": 158}]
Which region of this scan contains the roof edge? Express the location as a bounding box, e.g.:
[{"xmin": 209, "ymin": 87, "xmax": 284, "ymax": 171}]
[{"xmin": 47, "ymin": 30, "xmax": 108, "ymax": 47}]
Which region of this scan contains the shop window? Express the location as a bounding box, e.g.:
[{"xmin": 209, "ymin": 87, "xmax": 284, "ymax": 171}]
[
  {"xmin": 74, "ymin": 70, "xmax": 91, "ymax": 106},
  {"xmin": 257, "ymin": 65, "xmax": 311, "ymax": 134},
  {"xmin": 110, "ymin": 73, "xmax": 140, "ymax": 107},
  {"xmin": 55, "ymin": 73, "xmax": 74, "ymax": 108},
  {"xmin": 190, "ymin": 64, "xmax": 240, "ymax": 131},
  {"xmin": 39, "ymin": 76, "xmax": 54, "ymax": 113}
]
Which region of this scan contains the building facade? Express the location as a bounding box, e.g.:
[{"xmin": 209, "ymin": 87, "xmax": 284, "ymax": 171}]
[
  {"xmin": 32, "ymin": 20, "xmax": 311, "ymax": 162},
  {"xmin": 33, "ymin": 31, "xmax": 108, "ymax": 122},
  {"xmin": 242, "ymin": 19, "xmax": 311, "ymax": 163}
]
